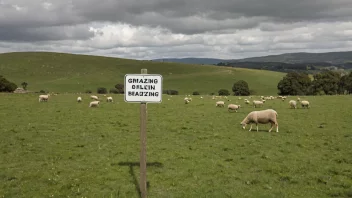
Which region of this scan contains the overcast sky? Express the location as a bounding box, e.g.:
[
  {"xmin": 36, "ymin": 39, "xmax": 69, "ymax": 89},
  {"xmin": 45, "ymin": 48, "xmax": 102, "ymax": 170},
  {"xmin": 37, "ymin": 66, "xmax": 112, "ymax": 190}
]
[{"xmin": 1, "ymin": 0, "xmax": 352, "ymax": 60}]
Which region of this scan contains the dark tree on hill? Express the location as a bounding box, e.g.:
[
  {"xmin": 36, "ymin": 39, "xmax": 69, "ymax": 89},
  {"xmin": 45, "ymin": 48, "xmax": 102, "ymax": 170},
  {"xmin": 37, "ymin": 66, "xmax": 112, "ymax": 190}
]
[
  {"xmin": 218, "ymin": 89, "xmax": 230, "ymax": 96},
  {"xmin": 277, "ymin": 72, "xmax": 312, "ymax": 95},
  {"xmin": 232, "ymin": 80, "xmax": 250, "ymax": 96},
  {"xmin": 311, "ymin": 71, "xmax": 340, "ymax": 95},
  {"xmin": 0, "ymin": 75, "xmax": 18, "ymax": 92},
  {"xmin": 21, "ymin": 82, "xmax": 28, "ymax": 90},
  {"xmin": 114, "ymin": 83, "xmax": 124, "ymax": 94}
]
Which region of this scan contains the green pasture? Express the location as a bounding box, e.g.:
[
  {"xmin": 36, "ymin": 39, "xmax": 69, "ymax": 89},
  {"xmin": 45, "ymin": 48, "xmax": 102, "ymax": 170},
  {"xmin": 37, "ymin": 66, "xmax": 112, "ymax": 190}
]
[{"xmin": 0, "ymin": 93, "xmax": 351, "ymax": 197}]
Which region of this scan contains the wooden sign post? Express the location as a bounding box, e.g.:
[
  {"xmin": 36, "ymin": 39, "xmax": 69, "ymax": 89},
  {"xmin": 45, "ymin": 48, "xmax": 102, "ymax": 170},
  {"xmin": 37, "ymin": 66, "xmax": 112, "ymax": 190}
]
[{"xmin": 124, "ymin": 69, "xmax": 163, "ymax": 198}]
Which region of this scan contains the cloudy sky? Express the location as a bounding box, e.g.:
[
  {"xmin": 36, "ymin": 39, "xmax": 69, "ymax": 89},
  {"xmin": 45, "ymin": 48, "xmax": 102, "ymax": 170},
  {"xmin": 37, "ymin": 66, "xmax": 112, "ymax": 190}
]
[{"xmin": 1, "ymin": 0, "xmax": 352, "ymax": 60}]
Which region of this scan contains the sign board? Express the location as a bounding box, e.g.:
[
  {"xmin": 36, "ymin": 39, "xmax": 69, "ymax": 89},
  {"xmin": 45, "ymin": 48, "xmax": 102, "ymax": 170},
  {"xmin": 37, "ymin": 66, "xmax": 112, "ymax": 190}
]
[{"xmin": 124, "ymin": 74, "xmax": 163, "ymax": 103}]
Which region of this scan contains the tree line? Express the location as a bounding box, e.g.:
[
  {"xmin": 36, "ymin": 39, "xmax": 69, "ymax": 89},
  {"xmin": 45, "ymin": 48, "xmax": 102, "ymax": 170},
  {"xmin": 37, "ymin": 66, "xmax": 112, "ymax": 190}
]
[{"xmin": 277, "ymin": 70, "xmax": 352, "ymax": 95}]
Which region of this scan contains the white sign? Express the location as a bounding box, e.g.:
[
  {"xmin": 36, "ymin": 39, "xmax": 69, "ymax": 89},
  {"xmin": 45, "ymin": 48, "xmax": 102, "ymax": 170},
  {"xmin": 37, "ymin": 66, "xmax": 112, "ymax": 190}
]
[{"xmin": 124, "ymin": 74, "xmax": 163, "ymax": 103}]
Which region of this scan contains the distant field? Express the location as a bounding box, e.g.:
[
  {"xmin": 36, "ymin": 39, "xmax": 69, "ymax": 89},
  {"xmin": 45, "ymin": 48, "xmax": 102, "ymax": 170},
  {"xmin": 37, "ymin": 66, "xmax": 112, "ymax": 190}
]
[
  {"xmin": 0, "ymin": 52, "xmax": 285, "ymax": 95},
  {"xmin": 1, "ymin": 93, "xmax": 351, "ymax": 197}
]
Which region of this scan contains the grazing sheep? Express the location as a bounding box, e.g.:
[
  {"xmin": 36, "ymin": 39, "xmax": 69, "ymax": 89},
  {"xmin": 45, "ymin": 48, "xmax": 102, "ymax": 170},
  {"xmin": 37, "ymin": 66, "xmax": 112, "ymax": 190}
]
[
  {"xmin": 289, "ymin": 100, "xmax": 297, "ymax": 109},
  {"xmin": 77, "ymin": 96, "xmax": 82, "ymax": 103},
  {"xmin": 300, "ymin": 100, "xmax": 310, "ymax": 109},
  {"xmin": 245, "ymin": 100, "xmax": 250, "ymax": 104},
  {"xmin": 297, "ymin": 97, "xmax": 301, "ymax": 101},
  {"xmin": 216, "ymin": 101, "xmax": 225, "ymax": 107},
  {"xmin": 185, "ymin": 100, "xmax": 190, "ymax": 104},
  {"xmin": 106, "ymin": 96, "xmax": 113, "ymax": 102},
  {"xmin": 240, "ymin": 109, "xmax": 279, "ymax": 132},
  {"xmin": 253, "ymin": 100, "xmax": 264, "ymax": 108},
  {"xmin": 39, "ymin": 94, "xmax": 50, "ymax": 102},
  {"xmin": 228, "ymin": 104, "xmax": 241, "ymax": 112},
  {"xmin": 90, "ymin": 95, "xmax": 99, "ymax": 100},
  {"xmin": 89, "ymin": 101, "xmax": 100, "ymax": 107}
]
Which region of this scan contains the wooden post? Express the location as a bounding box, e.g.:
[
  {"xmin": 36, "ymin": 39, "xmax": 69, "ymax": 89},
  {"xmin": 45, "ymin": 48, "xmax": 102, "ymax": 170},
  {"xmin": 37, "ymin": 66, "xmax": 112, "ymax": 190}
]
[{"xmin": 140, "ymin": 68, "xmax": 148, "ymax": 198}]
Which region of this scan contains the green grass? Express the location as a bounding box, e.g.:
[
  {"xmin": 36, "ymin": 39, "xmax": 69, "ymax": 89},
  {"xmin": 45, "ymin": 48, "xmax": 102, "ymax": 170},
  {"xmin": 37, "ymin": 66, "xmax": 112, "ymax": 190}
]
[
  {"xmin": 1, "ymin": 93, "xmax": 351, "ymax": 197},
  {"xmin": 0, "ymin": 52, "xmax": 285, "ymax": 95}
]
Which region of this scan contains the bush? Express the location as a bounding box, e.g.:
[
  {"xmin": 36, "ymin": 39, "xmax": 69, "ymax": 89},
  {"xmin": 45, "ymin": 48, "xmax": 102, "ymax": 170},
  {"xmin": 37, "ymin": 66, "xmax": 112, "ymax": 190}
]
[
  {"xmin": 192, "ymin": 91, "xmax": 200, "ymax": 95},
  {"xmin": 97, "ymin": 87, "xmax": 107, "ymax": 94},
  {"xmin": 218, "ymin": 89, "xmax": 230, "ymax": 96},
  {"xmin": 164, "ymin": 90, "xmax": 179, "ymax": 95},
  {"xmin": 85, "ymin": 90, "xmax": 92, "ymax": 94},
  {"xmin": 39, "ymin": 90, "xmax": 46, "ymax": 93},
  {"xmin": 109, "ymin": 88, "xmax": 119, "ymax": 94},
  {"xmin": 114, "ymin": 83, "xmax": 124, "ymax": 94}
]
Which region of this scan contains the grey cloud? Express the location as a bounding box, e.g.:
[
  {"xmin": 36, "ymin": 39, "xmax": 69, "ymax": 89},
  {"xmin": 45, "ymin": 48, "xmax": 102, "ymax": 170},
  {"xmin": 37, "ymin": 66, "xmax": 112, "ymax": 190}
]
[{"xmin": 0, "ymin": 25, "xmax": 94, "ymax": 42}]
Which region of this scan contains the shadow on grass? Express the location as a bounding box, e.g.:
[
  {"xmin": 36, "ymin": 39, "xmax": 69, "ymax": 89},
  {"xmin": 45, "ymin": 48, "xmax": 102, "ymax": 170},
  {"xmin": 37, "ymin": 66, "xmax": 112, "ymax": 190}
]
[{"xmin": 117, "ymin": 162, "xmax": 163, "ymax": 198}]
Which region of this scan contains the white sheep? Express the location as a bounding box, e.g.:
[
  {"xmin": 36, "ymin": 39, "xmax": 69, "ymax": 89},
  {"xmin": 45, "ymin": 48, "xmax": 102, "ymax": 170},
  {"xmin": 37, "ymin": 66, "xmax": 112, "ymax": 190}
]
[
  {"xmin": 89, "ymin": 101, "xmax": 100, "ymax": 107},
  {"xmin": 216, "ymin": 101, "xmax": 225, "ymax": 107},
  {"xmin": 289, "ymin": 100, "xmax": 297, "ymax": 109},
  {"xmin": 240, "ymin": 109, "xmax": 279, "ymax": 132},
  {"xmin": 77, "ymin": 96, "xmax": 82, "ymax": 103},
  {"xmin": 252, "ymin": 100, "xmax": 264, "ymax": 108},
  {"xmin": 106, "ymin": 96, "xmax": 113, "ymax": 102},
  {"xmin": 300, "ymin": 100, "xmax": 310, "ymax": 109},
  {"xmin": 90, "ymin": 95, "xmax": 99, "ymax": 100},
  {"xmin": 185, "ymin": 99, "xmax": 190, "ymax": 104},
  {"xmin": 297, "ymin": 97, "xmax": 301, "ymax": 101},
  {"xmin": 228, "ymin": 104, "xmax": 241, "ymax": 112},
  {"xmin": 39, "ymin": 94, "xmax": 50, "ymax": 102}
]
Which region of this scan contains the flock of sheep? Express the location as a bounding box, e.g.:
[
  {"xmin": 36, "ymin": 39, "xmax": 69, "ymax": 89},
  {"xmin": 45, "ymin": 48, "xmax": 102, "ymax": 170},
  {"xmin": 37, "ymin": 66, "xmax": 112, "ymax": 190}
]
[
  {"xmin": 38, "ymin": 93, "xmax": 311, "ymax": 133},
  {"xmin": 38, "ymin": 94, "xmax": 114, "ymax": 107},
  {"xmin": 183, "ymin": 95, "xmax": 311, "ymax": 133}
]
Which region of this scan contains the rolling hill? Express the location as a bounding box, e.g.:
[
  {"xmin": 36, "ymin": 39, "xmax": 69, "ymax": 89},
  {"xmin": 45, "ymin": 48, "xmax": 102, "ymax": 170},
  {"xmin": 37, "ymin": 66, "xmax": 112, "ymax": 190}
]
[
  {"xmin": 152, "ymin": 51, "xmax": 352, "ymax": 65},
  {"xmin": 152, "ymin": 58, "xmax": 229, "ymax": 65},
  {"xmin": 0, "ymin": 52, "xmax": 286, "ymax": 95},
  {"xmin": 232, "ymin": 51, "xmax": 352, "ymax": 64}
]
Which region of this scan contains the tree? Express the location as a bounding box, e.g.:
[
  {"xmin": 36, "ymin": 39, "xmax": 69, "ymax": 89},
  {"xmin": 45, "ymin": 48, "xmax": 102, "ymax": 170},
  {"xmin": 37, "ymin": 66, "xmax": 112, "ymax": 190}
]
[
  {"xmin": 114, "ymin": 83, "xmax": 124, "ymax": 94},
  {"xmin": 232, "ymin": 80, "xmax": 250, "ymax": 96},
  {"xmin": 192, "ymin": 91, "xmax": 200, "ymax": 95},
  {"xmin": 21, "ymin": 82, "xmax": 28, "ymax": 90},
  {"xmin": 0, "ymin": 75, "xmax": 18, "ymax": 92},
  {"xmin": 277, "ymin": 72, "xmax": 312, "ymax": 95},
  {"xmin": 311, "ymin": 71, "xmax": 340, "ymax": 95},
  {"xmin": 218, "ymin": 89, "xmax": 230, "ymax": 96},
  {"xmin": 338, "ymin": 72, "xmax": 352, "ymax": 94}
]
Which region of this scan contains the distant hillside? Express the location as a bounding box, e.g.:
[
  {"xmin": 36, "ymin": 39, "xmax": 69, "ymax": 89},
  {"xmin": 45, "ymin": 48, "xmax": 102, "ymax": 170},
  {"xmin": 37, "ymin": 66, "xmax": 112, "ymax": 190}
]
[
  {"xmin": 152, "ymin": 58, "xmax": 230, "ymax": 65},
  {"xmin": 0, "ymin": 52, "xmax": 285, "ymax": 95},
  {"xmin": 232, "ymin": 51, "xmax": 352, "ymax": 64}
]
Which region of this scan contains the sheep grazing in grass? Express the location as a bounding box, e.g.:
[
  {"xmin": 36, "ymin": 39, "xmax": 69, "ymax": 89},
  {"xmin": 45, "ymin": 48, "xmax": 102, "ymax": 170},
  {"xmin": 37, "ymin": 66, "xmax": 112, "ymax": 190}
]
[
  {"xmin": 185, "ymin": 99, "xmax": 190, "ymax": 104},
  {"xmin": 253, "ymin": 100, "xmax": 264, "ymax": 108},
  {"xmin": 39, "ymin": 94, "xmax": 50, "ymax": 102},
  {"xmin": 228, "ymin": 104, "xmax": 241, "ymax": 112},
  {"xmin": 77, "ymin": 96, "xmax": 82, "ymax": 103},
  {"xmin": 240, "ymin": 109, "xmax": 279, "ymax": 132},
  {"xmin": 297, "ymin": 97, "xmax": 301, "ymax": 101},
  {"xmin": 216, "ymin": 101, "xmax": 225, "ymax": 107},
  {"xmin": 89, "ymin": 101, "xmax": 100, "ymax": 107},
  {"xmin": 90, "ymin": 95, "xmax": 99, "ymax": 100},
  {"xmin": 289, "ymin": 100, "xmax": 297, "ymax": 109},
  {"xmin": 300, "ymin": 100, "xmax": 310, "ymax": 109},
  {"xmin": 245, "ymin": 100, "xmax": 250, "ymax": 104},
  {"xmin": 106, "ymin": 96, "xmax": 113, "ymax": 102}
]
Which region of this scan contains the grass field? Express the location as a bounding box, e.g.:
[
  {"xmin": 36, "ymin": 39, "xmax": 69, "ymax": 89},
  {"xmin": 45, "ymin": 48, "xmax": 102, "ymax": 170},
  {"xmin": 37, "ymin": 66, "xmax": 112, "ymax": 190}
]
[
  {"xmin": 0, "ymin": 52, "xmax": 285, "ymax": 95},
  {"xmin": 0, "ymin": 93, "xmax": 351, "ymax": 198}
]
